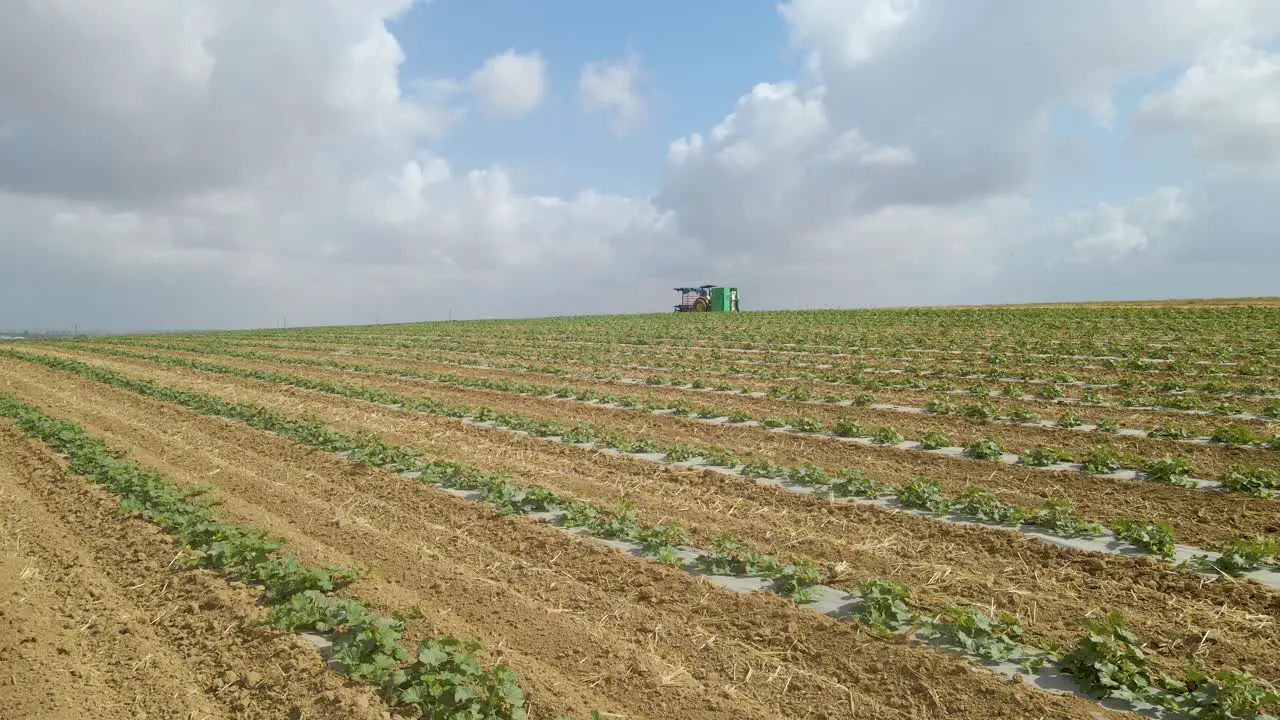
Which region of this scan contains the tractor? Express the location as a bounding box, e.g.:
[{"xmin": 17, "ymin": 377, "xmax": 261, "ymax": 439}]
[{"xmin": 674, "ymin": 285, "xmax": 739, "ymax": 312}]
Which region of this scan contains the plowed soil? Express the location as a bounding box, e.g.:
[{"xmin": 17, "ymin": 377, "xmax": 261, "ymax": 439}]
[
  {"xmin": 48, "ymin": 347, "xmax": 1280, "ymax": 550},
  {"xmin": 0, "ymin": 422, "xmax": 392, "ymax": 720},
  {"xmin": 10, "ymin": 352, "xmax": 1280, "ymax": 683},
  {"xmin": 0, "ymin": 359, "xmax": 1126, "ymax": 719}
]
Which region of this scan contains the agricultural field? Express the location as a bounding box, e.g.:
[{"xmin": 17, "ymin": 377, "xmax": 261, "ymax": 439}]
[{"xmin": 2, "ymin": 303, "xmax": 1279, "ymax": 719}]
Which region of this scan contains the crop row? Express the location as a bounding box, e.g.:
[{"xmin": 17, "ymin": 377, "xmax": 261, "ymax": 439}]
[
  {"xmin": 136, "ymin": 338, "xmax": 1278, "ymax": 443},
  {"xmin": 181, "ymin": 335, "xmax": 1280, "ymax": 415},
  {"xmin": 22, "ymin": 345, "xmax": 1280, "ymax": 572},
  {"xmin": 0, "ymin": 392, "xmax": 540, "ymax": 720},
  {"xmin": 182, "ymin": 331, "xmax": 1280, "ymax": 392},
  {"xmin": 66, "ymin": 343, "xmax": 1280, "ymax": 492},
  {"xmin": 5, "ymin": 348, "xmax": 1277, "ymax": 717}
]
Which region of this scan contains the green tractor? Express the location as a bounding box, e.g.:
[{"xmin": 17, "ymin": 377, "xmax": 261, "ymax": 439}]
[{"xmin": 674, "ymin": 285, "xmax": 739, "ymax": 312}]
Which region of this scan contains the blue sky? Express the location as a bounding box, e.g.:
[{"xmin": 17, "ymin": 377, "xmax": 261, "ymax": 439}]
[{"xmin": 392, "ymin": 0, "xmax": 796, "ymax": 196}]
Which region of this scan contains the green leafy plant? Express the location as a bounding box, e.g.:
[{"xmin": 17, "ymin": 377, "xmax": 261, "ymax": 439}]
[
  {"xmin": 1008, "ymin": 407, "xmax": 1040, "ymax": 423},
  {"xmin": 833, "ymin": 418, "xmax": 866, "ymax": 437},
  {"xmin": 926, "ymin": 397, "xmax": 959, "ymax": 415},
  {"xmin": 1027, "ymin": 499, "xmax": 1101, "ymax": 537},
  {"xmin": 1020, "ymin": 446, "xmax": 1067, "ymax": 467},
  {"xmin": 932, "ymin": 606, "xmax": 1045, "ymax": 672},
  {"xmin": 1148, "ymin": 423, "xmax": 1192, "ymax": 439},
  {"xmin": 830, "ymin": 469, "xmax": 892, "ymax": 498},
  {"xmin": 952, "ymin": 486, "xmax": 1022, "ymax": 524},
  {"xmin": 1142, "ymin": 457, "xmax": 1196, "ymax": 487},
  {"xmin": 1095, "ymin": 417, "xmax": 1120, "ymax": 433},
  {"xmin": 385, "ymin": 637, "xmax": 529, "ymax": 718},
  {"xmin": 962, "ymin": 402, "xmax": 998, "ymax": 421},
  {"xmin": 697, "ymin": 534, "xmax": 775, "ymax": 576},
  {"xmin": 791, "ymin": 416, "xmax": 825, "ymax": 433},
  {"xmin": 1219, "ymin": 465, "xmax": 1279, "ymax": 498},
  {"xmin": 898, "ymin": 478, "xmax": 950, "ymax": 513},
  {"xmin": 770, "ymin": 558, "xmax": 825, "ymax": 603},
  {"xmin": 873, "ymin": 426, "xmax": 905, "ymax": 445},
  {"xmin": 1081, "ymin": 445, "xmax": 1122, "ymax": 474},
  {"xmin": 636, "ymin": 522, "xmax": 688, "ymax": 565},
  {"xmin": 1188, "ymin": 536, "xmax": 1278, "ymax": 577},
  {"xmin": 1173, "ymin": 668, "xmax": 1280, "ymax": 719},
  {"xmin": 1111, "ymin": 518, "xmax": 1176, "ymax": 560},
  {"xmin": 964, "ymin": 437, "xmax": 1004, "ymax": 461},
  {"xmin": 854, "ymin": 580, "xmax": 918, "ymax": 632},
  {"xmin": 1056, "ymin": 410, "xmax": 1084, "ymax": 429},
  {"xmin": 919, "ymin": 430, "xmax": 952, "ymax": 450},
  {"xmin": 1211, "ymin": 424, "xmax": 1260, "ymax": 446},
  {"xmin": 1061, "ymin": 612, "xmax": 1153, "ymax": 702}
]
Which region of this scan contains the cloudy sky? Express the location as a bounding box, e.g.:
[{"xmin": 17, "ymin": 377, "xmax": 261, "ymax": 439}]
[{"xmin": 2, "ymin": 0, "xmax": 1278, "ymax": 332}]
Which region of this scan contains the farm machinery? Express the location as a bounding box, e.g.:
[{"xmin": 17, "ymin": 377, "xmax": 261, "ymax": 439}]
[{"xmin": 674, "ymin": 285, "xmax": 739, "ymax": 312}]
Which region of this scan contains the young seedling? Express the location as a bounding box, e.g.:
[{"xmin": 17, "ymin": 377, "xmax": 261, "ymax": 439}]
[
  {"xmin": 833, "ymin": 418, "xmax": 866, "ymax": 437},
  {"xmin": 1061, "ymin": 612, "xmax": 1153, "ymax": 703},
  {"xmin": 1111, "ymin": 518, "xmax": 1176, "ymax": 560},
  {"xmin": 1219, "ymin": 465, "xmax": 1279, "ymax": 498},
  {"xmin": 854, "ymin": 580, "xmax": 918, "ymax": 633},
  {"xmin": 830, "ymin": 469, "xmax": 893, "ymax": 499},
  {"xmin": 1187, "ymin": 536, "xmax": 1278, "ymax": 577},
  {"xmin": 873, "ymin": 426, "xmax": 905, "ymax": 445},
  {"xmin": 1027, "ymin": 499, "xmax": 1102, "ymax": 537},
  {"xmin": 964, "ymin": 437, "xmax": 1005, "ymax": 461},
  {"xmin": 932, "ymin": 606, "xmax": 1046, "ymax": 673},
  {"xmin": 770, "ymin": 559, "xmax": 825, "ymax": 603},
  {"xmin": 1057, "ymin": 410, "xmax": 1084, "ymax": 429},
  {"xmin": 1081, "ymin": 445, "xmax": 1122, "ymax": 474},
  {"xmin": 898, "ymin": 478, "xmax": 950, "ymax": 514},
  {"xmin": 1020, "ymin": 446, "xmax": 1067, "ymax": 467},
  {"xmin": 1142, "ymin": 457, "xmax": 1196, "ymax": 487},
  {"xmin": 952, "ymin": 486, "xmax": 1023, "ymax": 524},
  {"xmin": 919, "ymin": 430, "xmax": 952, "ymax": 450}
]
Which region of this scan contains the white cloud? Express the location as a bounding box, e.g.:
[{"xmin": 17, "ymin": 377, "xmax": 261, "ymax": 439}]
[
  {"xmin": 3, "ymin": 1, "xmax": 1280, "ymax": 332},
  {"xmin": 578, "ymin": 53, "xmax": 644, "ymax": 132},
  {"xmin": 1040, "ymin": 187, "xmax": 1190, "ymax": 263},
  {"xmin": 468, "ymin": 49, "xmax": 547, "ymax": 118},
  {"xmin": 1136, "ymin": 43, "xmax": 1280, "ymax": 176}
]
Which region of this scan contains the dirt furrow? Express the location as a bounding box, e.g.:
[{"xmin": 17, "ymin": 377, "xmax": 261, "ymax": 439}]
[
  {"xmin": 0, "ymin": 359, "xmax": 1125, "ymax": 719},
  {"xmin": 12, "ymin": 351, "xmax": 1280, "ymax": 683},
  {"xmin": 47, "ymin": 347, "xmax": 1280, "ymax": 550},
  {"xmin": 0, "ymin": 422, "xmax": 393, "ymax": 720}
]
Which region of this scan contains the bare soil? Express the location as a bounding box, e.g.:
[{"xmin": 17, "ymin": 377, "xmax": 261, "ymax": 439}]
[
  {"xmin": 0, "ymin": 422, "xmax": 392, "ymax": 720},
  {"xmin": 0, "ymin": 359, "xmax": 1127, "ymax": 719},
  {"xmin": 11, "ymin": 352, "xmax": 1280, "ymax": 683}
]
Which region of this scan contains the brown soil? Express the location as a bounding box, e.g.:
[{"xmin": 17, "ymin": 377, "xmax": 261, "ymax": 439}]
[
  {"xmin": 160, "ymin": 342, "xmax": 1278, "ymax": 478},
  {"xmin": 0, "ymin": 360, "xmax": 1127, "ymax": 719},
  {"xmin": 0, "ymin": 423, "xmax": 392, "ymax": 720},
  {"xmin": 12, "ymin": 352, "xmax": 1280, "ymax": 684},
  {"xmin": 50, "ymin": 347, "xmax": 1280, "ymax": 551}
]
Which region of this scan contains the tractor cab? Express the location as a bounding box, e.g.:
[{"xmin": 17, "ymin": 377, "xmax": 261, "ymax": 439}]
[{"xmin": 674, "ymin": 285, "xmax": 739, "ymax": 312}]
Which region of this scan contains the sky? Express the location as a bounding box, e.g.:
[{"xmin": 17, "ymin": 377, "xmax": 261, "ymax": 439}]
[{"xmin": 1, "ymin": 0, "xmax": 1279, "ymax": 332}]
